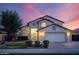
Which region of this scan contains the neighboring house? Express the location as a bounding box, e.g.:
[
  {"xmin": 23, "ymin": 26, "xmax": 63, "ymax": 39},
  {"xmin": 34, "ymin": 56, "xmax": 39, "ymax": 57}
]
[
  {"xmin": 73, "ymin": 28, "xmax": 79, "ymax": 35},
  {"xmin": 72, "ymin": 28, "xmax": 79, "ymax": 41},
  {"xmin": 21, "ymin": 15, "xmax": 72, "ymax": 43},
  {"xmin": 0, "ymin": 15, "xmax": 6, "ymax": 41},
  {"xmin": 0, "ymin": 28, "xmax": 6, "ymax": 41}
]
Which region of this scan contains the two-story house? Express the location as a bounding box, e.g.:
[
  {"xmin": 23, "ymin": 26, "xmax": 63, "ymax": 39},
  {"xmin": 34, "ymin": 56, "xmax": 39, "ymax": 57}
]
[{"xmin": 21, "ymin": 15, "xmax": 72, "ymax": 43}]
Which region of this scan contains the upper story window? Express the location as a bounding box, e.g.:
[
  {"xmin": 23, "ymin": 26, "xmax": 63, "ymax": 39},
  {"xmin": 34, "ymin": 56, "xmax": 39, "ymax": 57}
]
[
  {"xmin": 33, "ymin": 23, "xmax": 35, "ymax": 26},
  {"xmin": 52, "ymin": 25, "xmax": 56, "ymax": 30},
  {"xmin": 41, "ymin": 22, "xmax": 46, "ymax": 27}
]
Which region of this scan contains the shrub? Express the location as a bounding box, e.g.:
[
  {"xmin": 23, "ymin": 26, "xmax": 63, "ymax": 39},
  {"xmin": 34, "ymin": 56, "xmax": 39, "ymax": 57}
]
[
  {"xmin": 34, "ymin": 41, "xmax": 40, "ymax": 48},
  {"xmin": 25, "ymin": 40, "xmax": 33, "ymax": 47},
  {"xmin": 43, "ymin": 40, "xmax": 49, "ymax": 48}
]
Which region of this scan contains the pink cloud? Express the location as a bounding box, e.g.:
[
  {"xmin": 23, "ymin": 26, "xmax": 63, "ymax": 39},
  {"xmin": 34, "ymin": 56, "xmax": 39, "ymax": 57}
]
[
  {"xmin": 21, "ymin": 3, "xmax": 79, "ymax": 30},
  {"xmin": 64, "ymin": 18, "xmax": 79, "ymax": 30},
  {"xmin": 57, "ymin": 3, "xmax": 79, "ymax": 30},
  {"xmin": 22, "ymin": 3, "xmax": 44, "ymax": 24},
  {"xmin": 57, "ymin": 3, "xmax": 79, "ymax": 22}
]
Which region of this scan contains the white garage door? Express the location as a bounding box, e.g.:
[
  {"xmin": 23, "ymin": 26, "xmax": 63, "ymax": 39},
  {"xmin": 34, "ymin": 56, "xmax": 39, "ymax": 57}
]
[{"xmin": 45, "ymin": 33, "xmax": 66, "ymax": 42}]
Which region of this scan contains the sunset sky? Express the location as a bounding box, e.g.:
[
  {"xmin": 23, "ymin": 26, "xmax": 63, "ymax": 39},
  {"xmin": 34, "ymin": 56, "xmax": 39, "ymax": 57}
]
[{"xmin": 0, "ymin": 3, "xmax": 79, "ymax": 30}]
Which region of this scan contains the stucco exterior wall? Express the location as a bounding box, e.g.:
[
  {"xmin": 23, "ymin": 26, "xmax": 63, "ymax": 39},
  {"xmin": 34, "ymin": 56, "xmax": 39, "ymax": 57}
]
[
  {"xmin": 39, "ymin": 25, "xmax": 69, "ymax": 32},
  {"xmin": 44, "ymin": 16, "xmax": 63, "ymax": 26}
]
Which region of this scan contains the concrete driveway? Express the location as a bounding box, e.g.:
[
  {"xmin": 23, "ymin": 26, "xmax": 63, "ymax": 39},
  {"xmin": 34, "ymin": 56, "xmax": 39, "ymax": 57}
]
[{"xmin": 0, "ymin": 42, "xmax": 79, "ymax": 54}]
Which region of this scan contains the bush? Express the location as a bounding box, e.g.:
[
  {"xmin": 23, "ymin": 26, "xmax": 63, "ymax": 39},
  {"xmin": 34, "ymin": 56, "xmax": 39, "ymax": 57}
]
[
  {"xmin": 25, "ymin": 40, "xmax": 33, "ymax": 47},
  {"xmin": 43, "ymin": 40, "xmax": 49, "ymax": 48},
  {"xmin": 34, "ymin": 41, "xmax": 40, "ymax": 48}
]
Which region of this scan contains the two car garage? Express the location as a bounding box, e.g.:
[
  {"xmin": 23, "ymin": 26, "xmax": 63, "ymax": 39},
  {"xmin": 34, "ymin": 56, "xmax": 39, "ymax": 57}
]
[
  {"xmin": 38, "ymin": 23, "xmax": 71, "ymax": 43},
  {"xmin": 45, "ymin": 32, "xmax": 67, "ymax": 42}
]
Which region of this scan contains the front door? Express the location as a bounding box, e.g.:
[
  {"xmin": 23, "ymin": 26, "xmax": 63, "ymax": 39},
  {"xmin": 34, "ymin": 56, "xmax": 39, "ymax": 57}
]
[{"xmin": 31, "ymin": 28, "xmax": 37, "ymax": 41}]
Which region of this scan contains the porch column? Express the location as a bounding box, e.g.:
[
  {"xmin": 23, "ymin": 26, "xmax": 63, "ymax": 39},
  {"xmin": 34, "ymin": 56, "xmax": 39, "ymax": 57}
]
[{"xmin": 67, "ymin": 32, "xmax": 72, "ymax": 42}]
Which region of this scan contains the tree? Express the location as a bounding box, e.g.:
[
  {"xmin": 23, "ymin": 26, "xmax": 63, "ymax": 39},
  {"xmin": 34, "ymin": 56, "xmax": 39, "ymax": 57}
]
[{"xmin": 1, "ymin": 10, "xmax": 22, "ymax": 41}]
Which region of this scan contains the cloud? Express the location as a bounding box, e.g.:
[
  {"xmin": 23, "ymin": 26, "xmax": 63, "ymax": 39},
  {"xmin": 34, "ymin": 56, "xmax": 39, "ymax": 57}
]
[
  {"xmin": 57, "ymin": 3, "xmax": 79, "ymax": 30},
  {"xmin": 57, "ymin": 3, "xmax": 79, "ymax": 22},
  {"xmin": 21, "ymin": 3, "xmax": 79, "ymax": 30},
  {"xmin": 22, "ymin": 3, "xmax": 44, "ymax": 24},
  {"xmin": 64, "ymin": 18, "xmax": 79, "ymax": 30}
]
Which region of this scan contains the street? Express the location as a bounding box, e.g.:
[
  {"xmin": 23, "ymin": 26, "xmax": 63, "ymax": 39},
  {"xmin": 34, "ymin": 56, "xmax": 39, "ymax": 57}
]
[{"xmin": 0, "ymin": 42, "xmax": 79, "ymax": 54}]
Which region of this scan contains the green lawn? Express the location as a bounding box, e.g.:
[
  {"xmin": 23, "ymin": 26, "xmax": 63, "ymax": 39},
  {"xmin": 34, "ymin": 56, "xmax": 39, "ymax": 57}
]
[{"xmin": 6, "ymin": 42, "xmax": 26, "ymax": 48}]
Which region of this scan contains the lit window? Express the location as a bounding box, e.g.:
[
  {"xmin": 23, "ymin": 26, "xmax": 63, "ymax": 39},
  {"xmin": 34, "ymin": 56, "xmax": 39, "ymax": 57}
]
[{"xmin": 41, "ymin": 22, "xmax": 46, "ymax": 27}]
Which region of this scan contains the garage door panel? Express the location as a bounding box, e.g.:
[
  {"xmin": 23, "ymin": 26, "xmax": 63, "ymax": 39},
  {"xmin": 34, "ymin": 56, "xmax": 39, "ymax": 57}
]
[{"xmin": 45, "ymin": 33, "xmax": 66, "ymax": 42}]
